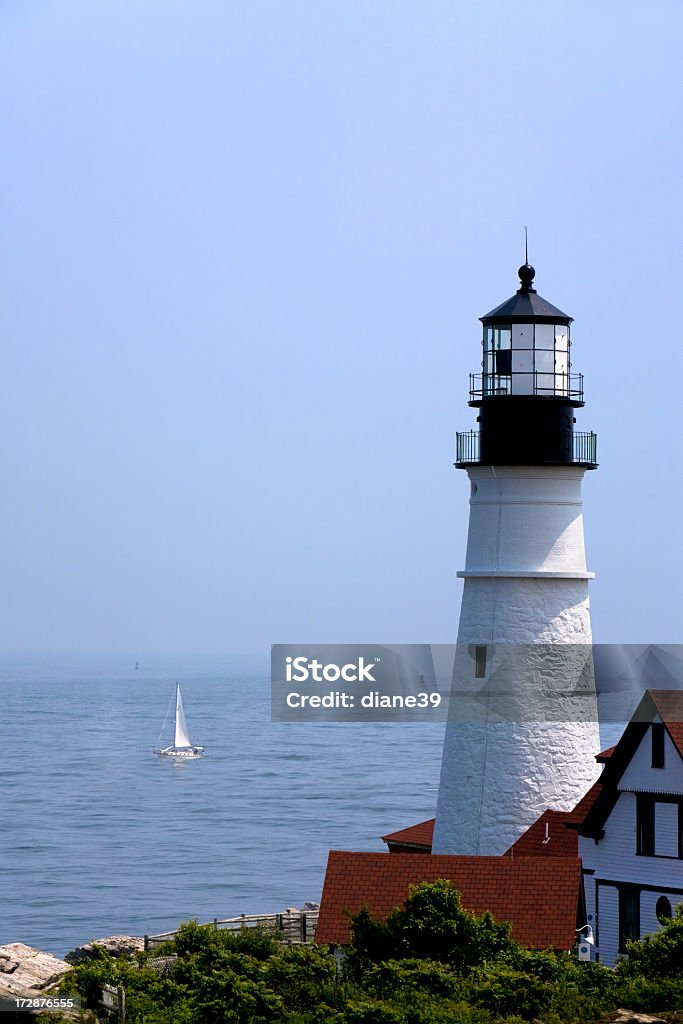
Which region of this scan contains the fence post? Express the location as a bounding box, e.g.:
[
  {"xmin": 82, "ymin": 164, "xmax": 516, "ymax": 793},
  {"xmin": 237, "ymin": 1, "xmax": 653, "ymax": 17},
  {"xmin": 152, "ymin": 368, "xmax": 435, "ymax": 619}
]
[
  {"xmin": 118, "ymin": 985, "xmax": 126, "ymax": 1023},
  {"xmin": 213, "ymin": 918, "xmax": 218, "ymax": 931},
  {"xmin": 300, "ymin": 913, "xmax": 307, "ymax": 942},
  {"xmin": 144, "ymin": 934, "xmax": 149, "ymax": 952}
]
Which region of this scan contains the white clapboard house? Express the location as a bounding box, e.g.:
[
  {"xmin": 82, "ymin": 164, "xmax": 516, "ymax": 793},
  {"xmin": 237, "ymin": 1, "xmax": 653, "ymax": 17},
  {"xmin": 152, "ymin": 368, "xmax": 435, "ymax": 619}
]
[{"xmin": 572, "ymin": 689, "xmax": 683, "ymax": 965}]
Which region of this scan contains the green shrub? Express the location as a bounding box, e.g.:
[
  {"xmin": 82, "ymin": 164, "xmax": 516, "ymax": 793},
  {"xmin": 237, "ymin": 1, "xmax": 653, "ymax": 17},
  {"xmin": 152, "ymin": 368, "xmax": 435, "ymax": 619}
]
[
  {"xmin": 347, "ymin": 880, "xmax": 516, "ymax": 976},
  {"xmin": 617, "ymin": 902, "xmax": 683, "ymax": 980},
  {"xmin": 362, "ymin": 958, "xmax": 463, "ymax": 1000},
  {"xmin": 611, "ymin": 974, "xmax": 683, "ymax": 1012},
  {"xmin": 462, "ymin": 965, "xmax": 553, "ymax": 1021},
  {"xmin": 263, "ymin": 944, "xmax": 338, "ymax": 1010}
]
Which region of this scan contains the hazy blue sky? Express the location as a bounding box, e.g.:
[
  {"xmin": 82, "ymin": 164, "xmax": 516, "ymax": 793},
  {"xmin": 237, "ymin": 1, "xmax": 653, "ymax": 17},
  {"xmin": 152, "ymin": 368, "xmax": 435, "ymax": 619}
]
[{"xmin": 2, "ymin": 1, "xmax": 682, "ymax": 655}]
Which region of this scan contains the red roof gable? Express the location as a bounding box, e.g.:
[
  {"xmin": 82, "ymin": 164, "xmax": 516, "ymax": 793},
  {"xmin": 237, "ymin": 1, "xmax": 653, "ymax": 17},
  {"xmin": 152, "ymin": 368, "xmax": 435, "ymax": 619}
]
[
  {"xmin": 649, "ymin": 690, "xmax": 683, "ymax": 759},
  {"xmin": 577, "ymin": 689, "xmax": 683, "ymax": 838},
  {"xmin": 504, "ymin": 809, "xmax": 578, "ymax": 857},
  {"xmin": 381, "ymin": 818, "xmax": 434, "ymax": 851},
  {"xmin": 596, "ymin": 745, "xmax": 616, "ymax": 763},
  {"xmin": 565, "ymin": 781, "xmax": 603, "ymax": 826},
  {"xmin": 316, "ymin": 851, "xmax": 583, "ymax": 950}
]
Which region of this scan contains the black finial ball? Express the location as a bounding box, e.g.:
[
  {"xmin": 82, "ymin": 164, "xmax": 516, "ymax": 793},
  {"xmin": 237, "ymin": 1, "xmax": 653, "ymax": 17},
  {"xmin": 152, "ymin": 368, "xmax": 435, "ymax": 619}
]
[{"xmin": 518, "ymin": 263, "xmax": 535, "ymax": 289}]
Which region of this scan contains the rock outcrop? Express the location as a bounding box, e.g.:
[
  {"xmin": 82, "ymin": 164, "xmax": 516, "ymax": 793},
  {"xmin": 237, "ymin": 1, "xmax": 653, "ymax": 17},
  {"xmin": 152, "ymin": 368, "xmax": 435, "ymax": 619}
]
[
  {"xmin": 603, "ymin": 1012, "xmax": 666, "ymax": 1024},
  {"xmin": 64, "ymin": 934, "xmax": 145, "ymax": 964},
  {"xmin": 0, "ymin": 943, "xmax": 71, "ymax": 996}
]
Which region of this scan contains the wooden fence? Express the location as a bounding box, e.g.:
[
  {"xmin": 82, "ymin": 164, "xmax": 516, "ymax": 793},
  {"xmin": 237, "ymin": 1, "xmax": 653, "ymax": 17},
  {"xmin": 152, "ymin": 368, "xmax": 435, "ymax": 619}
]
[
  {"xmin": 144, "ymin": 909, "xmax": 319, "ymax": 950},
  {"xmin": 100, "ymin": 982, "xmax": 126, "ymax": 1022}
]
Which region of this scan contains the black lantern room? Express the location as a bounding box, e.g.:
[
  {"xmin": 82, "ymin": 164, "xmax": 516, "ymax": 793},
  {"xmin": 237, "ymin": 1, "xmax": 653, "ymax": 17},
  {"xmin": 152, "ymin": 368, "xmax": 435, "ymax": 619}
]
[{"xmin": 455, "ymin": 263, "xmax": 597, "ymax": 468}]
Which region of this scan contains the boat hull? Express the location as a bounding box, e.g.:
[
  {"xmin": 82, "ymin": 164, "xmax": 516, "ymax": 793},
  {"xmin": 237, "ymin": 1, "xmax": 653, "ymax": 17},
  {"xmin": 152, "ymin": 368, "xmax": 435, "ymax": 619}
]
[{"xmin": 155, "ymin": 746, "xmax": 204, "ymax": 760}]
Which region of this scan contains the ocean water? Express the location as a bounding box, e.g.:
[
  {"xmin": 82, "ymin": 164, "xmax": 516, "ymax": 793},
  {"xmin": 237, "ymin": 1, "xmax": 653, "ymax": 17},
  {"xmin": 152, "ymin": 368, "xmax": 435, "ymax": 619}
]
[{"xmin": 0, "ymin": 654, "xmax": 443, "ymax": 956}]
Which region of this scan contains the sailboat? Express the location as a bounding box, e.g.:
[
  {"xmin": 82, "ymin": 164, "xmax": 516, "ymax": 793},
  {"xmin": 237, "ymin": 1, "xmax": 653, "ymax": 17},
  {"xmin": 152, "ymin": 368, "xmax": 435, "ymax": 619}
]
[{"xmin": 155, "ymin": 684, "xmax": 204, "ymax": 759}]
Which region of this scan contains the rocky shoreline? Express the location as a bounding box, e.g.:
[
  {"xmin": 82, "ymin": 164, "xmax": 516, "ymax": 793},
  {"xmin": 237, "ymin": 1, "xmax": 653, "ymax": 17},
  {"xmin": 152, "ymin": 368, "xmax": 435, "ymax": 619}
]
[
  {"xmin": 0, "ymin": 935, "xmax": 142, "ymax": 999},
  {"xmin": 0, "ymin": 943, "xmax": 73, "ymax": 997},
  {"xmin": 0, "ymin": 904, "xmax": 320, "ymax": 1000}
]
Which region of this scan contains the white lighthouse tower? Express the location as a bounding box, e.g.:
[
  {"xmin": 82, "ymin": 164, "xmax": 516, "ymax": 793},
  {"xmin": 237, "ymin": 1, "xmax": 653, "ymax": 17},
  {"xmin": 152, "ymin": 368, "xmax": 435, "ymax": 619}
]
[{"xmin": 432, "ymin": 259, "xmax": 602, "ymax": 856}]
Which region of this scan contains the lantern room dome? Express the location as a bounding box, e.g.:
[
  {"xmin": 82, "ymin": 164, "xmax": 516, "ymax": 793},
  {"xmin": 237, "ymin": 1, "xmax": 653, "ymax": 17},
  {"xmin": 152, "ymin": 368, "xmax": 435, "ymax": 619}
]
[{"xmin": 482, "ymin": 265, "xmax": 572, "ymax": 324}]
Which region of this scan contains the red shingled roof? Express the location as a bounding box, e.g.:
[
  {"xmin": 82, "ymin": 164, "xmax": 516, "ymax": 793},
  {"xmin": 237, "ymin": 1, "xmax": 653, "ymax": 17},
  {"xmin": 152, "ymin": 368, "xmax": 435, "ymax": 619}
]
[
  {"xmin": 504, "ymin": 809, "xmax": 578, "ymax": 857},
  {"xmin": 316, "ymin": 851, "xmax": 582, "ymax": 950},
  {"xmin": 650, "ymin": 690, "xmax": 683, "ymax": 759},
  {"xmin": 564, "ymin": 781, "xmax": 603, "ymax": 826},
  {"xmin": 596, "ymin": 745, "xmax": 616, "ymax": 763},
  {"xmin": 380, "ymin": 790, "xmax": 598, "ymax": 858},
  {"xmin": 381, "ymin": 818, "xmax": 434, "ymax": 852}
]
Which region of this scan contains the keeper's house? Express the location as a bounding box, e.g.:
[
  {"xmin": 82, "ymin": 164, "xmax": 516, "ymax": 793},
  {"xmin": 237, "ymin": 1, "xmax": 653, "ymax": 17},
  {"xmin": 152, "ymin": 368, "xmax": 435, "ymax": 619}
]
[
  {"xmin": 316, "ymin": 689, "xmax": 683, "ymax": 966},
  {"xmin": 574, "ymin": 689, "xmax": 683, "ymax": 965}
]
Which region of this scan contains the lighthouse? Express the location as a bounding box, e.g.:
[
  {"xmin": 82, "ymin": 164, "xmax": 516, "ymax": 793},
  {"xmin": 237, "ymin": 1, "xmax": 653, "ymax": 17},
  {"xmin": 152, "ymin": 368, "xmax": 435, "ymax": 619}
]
[{"xmin": 432, "ymin": 259, "xmax": 602, "ymax": 856}]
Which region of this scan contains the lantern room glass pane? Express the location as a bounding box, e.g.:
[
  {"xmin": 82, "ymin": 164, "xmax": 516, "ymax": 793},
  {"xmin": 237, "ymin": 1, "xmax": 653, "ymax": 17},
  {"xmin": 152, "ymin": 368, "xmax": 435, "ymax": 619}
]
[
  {"xmin": 535, "ymin": 348, "xmax": 554, "ymax": 373},
  {"xmin": 535, "ymin": 324, "xmax": 554, "ymax": 350},
  {"xmin": 512, "ymin": 324, "xmax": 532, "ymax": 349},
  {"xmin": 495, "ymin": 350, "xmax": 512, "ymax": 375},
  {"xmin": 554, "ymin": 372, "xmax": 569, "ymax": 395},
  {"xmin": 511, "ymin": 325, "xmax": 533, "ymax": 394},
  {"xmin": 493, "ymin": 326, "xmax": 511, "ymax": 349},
  {"xmin": 511, "ymin": 341, "xmax": 533, "ymax": 394},
  {"xmin": 483, "ymin": 326, "xmax": 512, "ymax": 394},
  {"xmin": 555, "ymin": 326, "xmax": 569, "ymax": 352},
  {"xmin": 513, "ymin": 373, "xmax": 534, "ymax": 395},
  {"xmin": 536, "ymin": 373, "xmax": 555, "ymax": 393}
]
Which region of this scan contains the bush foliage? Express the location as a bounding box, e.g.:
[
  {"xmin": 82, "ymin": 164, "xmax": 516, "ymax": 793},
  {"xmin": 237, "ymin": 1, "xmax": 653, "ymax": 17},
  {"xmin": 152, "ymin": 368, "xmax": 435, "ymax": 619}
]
[{"xmin": 58, "ymin": 881, "xmax": 683, "ymax": 1023}]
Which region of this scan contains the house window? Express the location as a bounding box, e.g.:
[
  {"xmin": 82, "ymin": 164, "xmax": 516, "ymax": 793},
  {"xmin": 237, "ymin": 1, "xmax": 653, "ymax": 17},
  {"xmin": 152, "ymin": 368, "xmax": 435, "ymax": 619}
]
[
  {"xmin": 636, "ymin": 796, "xmax": 682, "ymax": 857},
  {"xmin": 656, "ymin": 896, "xmax": 672, "ymax": 923},
  {"xmin": 637, "ymin": 796, "xmax": 655, "ymax": 856},
  {"xmin": 652, "ymin": 723, "xmax": 665, "ymax": 769},
  {"xmin": 474, "ymin": 646, "xmax": 487, "ymax": 679},
  {"xmin": 619, "ymin": 888, "xmax": 640, "ymax": 952}
]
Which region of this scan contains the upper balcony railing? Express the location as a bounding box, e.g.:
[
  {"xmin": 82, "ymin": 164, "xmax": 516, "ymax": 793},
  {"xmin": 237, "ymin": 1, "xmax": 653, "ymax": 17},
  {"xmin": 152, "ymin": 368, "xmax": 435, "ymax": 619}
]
[
  {"xmin": 469, "ymin": 371, "xmax": 584, "ymax": 403},
  {"xmin": 455, "ymin": 430, "xmax": 598, "ymax": 468},
  {"xmin": 455, "ymin": 430, "xmax": 480, "ymax": 466}
]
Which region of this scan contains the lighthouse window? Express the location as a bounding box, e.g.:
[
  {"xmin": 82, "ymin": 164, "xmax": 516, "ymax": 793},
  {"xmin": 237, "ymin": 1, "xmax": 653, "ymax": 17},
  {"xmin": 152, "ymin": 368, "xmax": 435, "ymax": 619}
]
[
  {"xmin": 483, "ymin": 326, "xmax": 512, "ymax": 395},
  {"xmin": 535, "ymin": 348, "xmax": 554, "ymax": 372},
  {"xmin": 492, "ymin": 326, "xmax": 511, "ymax": 350},
  {"xmin": 555, "ymin": 326, "xmax": 569, "ymax": 352},
  {"xmin": 534, "ymin": 324, "xmax": 555, "ymax": 350},
  {"xmin": 482, "ymin": 321, "xmax": 573, "ymax": 399},
  {"xmin": 474, "ymin": 645, "xmax": 487, "ymax": 679},
  {"xmin": 555, "ymin": 348, "xmax": 568, "ymax": 379},
  {"xmin": 495, "ymin": 349, "xmax": 512, "ymax": 375},
  {"xmin": 484, "ymin": 325, "xmax": 511, "ymax": 352}
]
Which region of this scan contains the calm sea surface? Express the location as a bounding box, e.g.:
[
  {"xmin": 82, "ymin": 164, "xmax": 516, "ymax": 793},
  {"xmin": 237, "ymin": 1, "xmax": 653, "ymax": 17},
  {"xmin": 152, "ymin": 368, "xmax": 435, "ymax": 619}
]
[{"xmin": 0, "ymin": 654, "xmax": 443, "ymax": 956}]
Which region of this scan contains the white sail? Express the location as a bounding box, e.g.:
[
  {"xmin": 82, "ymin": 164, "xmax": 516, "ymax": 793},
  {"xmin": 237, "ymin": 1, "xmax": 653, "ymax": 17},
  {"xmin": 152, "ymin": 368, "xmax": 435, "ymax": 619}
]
[{"xmin": 174, "ymin": 686, "xmax": 193, "ymax": 749}]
